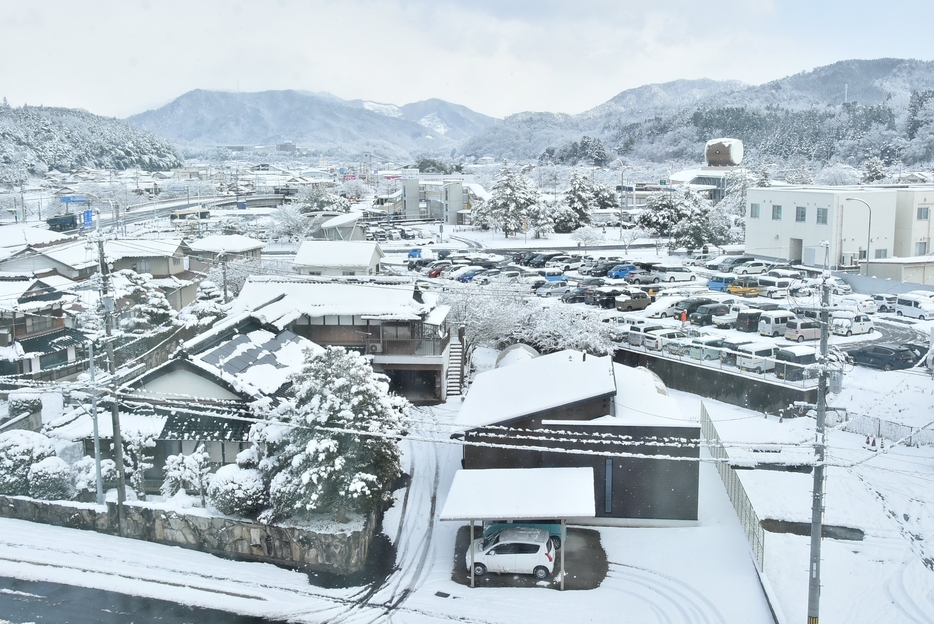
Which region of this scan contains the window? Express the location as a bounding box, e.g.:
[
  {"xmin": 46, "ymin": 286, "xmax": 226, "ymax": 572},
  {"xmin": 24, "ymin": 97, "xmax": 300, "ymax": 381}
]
[
  {"xmin": 919, "ymin": 206, "xmax": 930, "ymax": 220},
  {"xmin": 604, "ymin": 458, "xmax": 613, "ymax": 514},
  {"xmin": 750, "ymin": 203, "xmax": 760, "ymax": 218},
  {"xmin": 874, "ymin": 249, "xmax": 888, "ymax": 259},
  {"xmin": 816, "ymin": 208, "xmax": 828, "ymax": 224},
  {"xmin": 342, "ymin": 271, "xmax": 357, "ymax": 276},
  {"xmin": 772, "ymin": 205, "xmax": 782, "ymax": 220},
  {"xmin": 796, "ymin": 206, "xmax": 807, "ymax": 222},
  {"xmin": 915, "ymin": 242, "xmax": 928, "ymax": 255},
  {"xmin": 172, "ymin": 257, "xmax": 181, "ymax": 266}
]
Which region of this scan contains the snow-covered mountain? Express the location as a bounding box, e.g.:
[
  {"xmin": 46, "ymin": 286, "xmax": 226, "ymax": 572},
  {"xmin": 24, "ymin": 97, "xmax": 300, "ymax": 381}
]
[
  {"xmin": 0, "ymin": 104, "xmax": 181, "ymax": 183},
  {"xmin": 126, "ymin": 90, "xmax": 497, "ymax": 160}
]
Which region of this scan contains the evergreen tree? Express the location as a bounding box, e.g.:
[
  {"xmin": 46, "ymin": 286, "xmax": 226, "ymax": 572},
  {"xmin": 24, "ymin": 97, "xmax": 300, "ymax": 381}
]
[
  {"xmin": 485, "ymin": 161, "xmax": 540, "ymax": 237},
  {"xmin": 636, "ymin": 190, "xmax": 691, "ymax": 237},
  {"xmin": 556, "ymin": 169, "xmax": 594, "ymax": 233},
  {"xmin": 861, "ymin": 157, "xmax": 887, "ymax": 183},
  {"xmin": 671, "ymin": 193, "xmax": 731, "ymax": 250},
  {"xmin": 754, "ymin": 166, "xmax": 772, "ymax": 188},
  {"xmin": 262, "ymin": 347, "xmax": 409, "ymax": 522},
  {"xmin": 116, "ymin": 270, "xmax": 177, "ymax": 330},
  {"xmin": 526, "ymin": 197, "xmax": 557, "ymax": 239}
]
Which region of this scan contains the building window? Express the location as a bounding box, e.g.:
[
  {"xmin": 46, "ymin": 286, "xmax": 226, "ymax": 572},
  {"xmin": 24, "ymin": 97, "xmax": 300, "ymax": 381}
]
[
  {"xmin": 816, "ymin": 208, "xmax": 828, "ymax": 224},
  {"xmin": 306, "ymin": 271, "xmax": 322, "ymax": 276},
  {"xmin": 604, "ymin": 458, "xmax": 613, "ymax": 514},
  {"xmin": 749, "ymin": 203, "xmax": 760, "ymax": 218},
  {"xmin": 772, "ymin": 205, "xmax": 782, "ymax": 220},
  {"xmin": 919, "ymin": 206, "xmax": 930, "ymax": 220},
  {"xmin": 796, "ymin": 206, "xmax": 806, "ymax": 222},
  {"xmin": 916, "ymin": 241, "xmax": 929, "ymax": 255},
  {"xmin": 172, "ymin": 257, "xmax": 181, "ymax": 266},
  {"xmin": 342, "ymin": 271, "xmax": 356, "ymax": 276},
  {"xmin": 875, "ymin": 249, "xmax": 888, "ymax": 259}
]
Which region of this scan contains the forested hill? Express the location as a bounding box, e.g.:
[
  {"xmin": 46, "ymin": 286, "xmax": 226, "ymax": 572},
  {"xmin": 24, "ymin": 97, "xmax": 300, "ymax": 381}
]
[
  {"xmin": 0, "ymin": 103, "xmax": 182, "ymax": 184},
  {"xmin": 459, "ymin": 58, "xmax": 934, "ymax": 167}
]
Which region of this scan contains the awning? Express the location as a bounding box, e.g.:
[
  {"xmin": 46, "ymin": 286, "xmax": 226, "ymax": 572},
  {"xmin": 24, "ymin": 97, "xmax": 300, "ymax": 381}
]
[
  {"xmin": 439, "ymin": 467, "xmax": 595, "ymax": 521},
  {"xmin": 423, "ymin": 304, "xmax": 450, "ymax": 326}
]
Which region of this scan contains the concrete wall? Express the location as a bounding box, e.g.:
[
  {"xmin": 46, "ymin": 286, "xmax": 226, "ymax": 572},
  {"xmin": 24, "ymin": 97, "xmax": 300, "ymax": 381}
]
[{"xmin": 0, "ymin": 495, "xmax": 374, "ymax": 576}]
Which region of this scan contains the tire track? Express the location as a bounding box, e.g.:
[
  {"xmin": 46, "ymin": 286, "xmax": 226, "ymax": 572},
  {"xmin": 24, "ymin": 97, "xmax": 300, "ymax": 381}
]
[{"xmin": 607, "ymin": 561, "xmax": 726, "ymax": 624}]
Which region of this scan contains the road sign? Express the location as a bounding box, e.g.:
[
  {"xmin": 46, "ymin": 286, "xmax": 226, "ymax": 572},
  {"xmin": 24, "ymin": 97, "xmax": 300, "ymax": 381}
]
[
  {"xmin": 83, "ymin": 209, "xmax": 93, "ymax": 227},
  {"xmin": 60, "ymin": 196, "xmax": 88, "ymax": 203},
  {"xmin": 170, "ymin": 186, "xmax": 186, "ymax": 191},
  {"xmin": 659, "ymin": 180, "xmax": 667, "ymax": 186}
]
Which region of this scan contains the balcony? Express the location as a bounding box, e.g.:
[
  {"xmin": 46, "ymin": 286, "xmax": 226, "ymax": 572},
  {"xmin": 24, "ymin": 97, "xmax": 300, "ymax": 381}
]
[{"xmin": 364, "ymin": 334, "xmax": 449, "ymax": 357}]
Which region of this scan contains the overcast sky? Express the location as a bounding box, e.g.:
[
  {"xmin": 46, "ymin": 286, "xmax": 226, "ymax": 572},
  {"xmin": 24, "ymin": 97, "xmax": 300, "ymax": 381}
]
[{"xmin": 2, "ymin": 0, "xmax": 933, "ymax": 119}]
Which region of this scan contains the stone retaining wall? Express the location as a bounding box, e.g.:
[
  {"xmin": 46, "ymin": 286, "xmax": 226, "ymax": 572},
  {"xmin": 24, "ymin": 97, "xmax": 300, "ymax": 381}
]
[{"xmin": 0, "ymin": 495, "xmax": 373, "ymax": 576}]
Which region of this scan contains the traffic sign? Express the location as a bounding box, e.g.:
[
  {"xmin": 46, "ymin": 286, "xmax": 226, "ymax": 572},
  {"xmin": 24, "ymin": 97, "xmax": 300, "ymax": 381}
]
[{"xmin": 60, "ymin": 196, "xmax": 88, "ymax": 203}]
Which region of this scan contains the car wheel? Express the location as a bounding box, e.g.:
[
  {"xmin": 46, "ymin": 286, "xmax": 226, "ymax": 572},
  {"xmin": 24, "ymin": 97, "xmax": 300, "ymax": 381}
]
[
  {"xmin": 545, "ymin": 292, "xmax": 551, "ymax": 297},
  {"xmin": 653, "ymin": 278, "xmax": 660, "ymax": 284},
  {"xmin": 633, "ymin": 279, "xmax": 642, "ymax": 285},
  {"xmin": 626, "ymin": 305, "xmax": 633, "ymax": 311},
  {"xmin": 921, "ymin": 316, "xmax": 927, "ymax": 321},
  {"xmin": 753, "ymin": 367, "xmax": 761, "ymax": 374},
  {"xmin": 690, "ymin": 275, "xmax": 696, "ymax": 281},
  {"xmin": 473, "ymin": 563, "xmax": 487, "ymax": 577},
  {"xmin": 703, "ymin": 354, "xmax": 713, "ymax": 360},
  {"xmin": 846, "ymin": 330, "xmax": 852, "ymax": 337},
  {"xmin": 797, "ymin": 336, "xmax": 805, "ymax": 343},
  {"xmin": 773, "ymin": 332, "xmax": 780, "ymax": 338},
  {"xmin": 883, "ymin": 364, "xmax": 893, "ymax": 372},
  {"xmin": 550, "ymin": 536, "xmax": 562, "ymax": 550},
  {"xmin": 897, "ymin": 311, "xmax": 903, "ymax": 316},
  {"xmin": 668, "ymin": 277, "xmax": 676, "ymax": 282},
  {"xmin": 533, "ymin": 566, "xmax": 550, "ymax": 580}
]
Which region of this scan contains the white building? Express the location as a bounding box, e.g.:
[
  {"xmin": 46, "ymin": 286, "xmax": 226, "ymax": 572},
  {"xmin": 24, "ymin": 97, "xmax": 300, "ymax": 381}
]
[
  {"xmin": 293, "ymin": 241, "xmax": 383, "ymax": 276},
  {"xmin": 400, "ymin": 170, "xmax": 489, "ymax": 224},
  {"xmin": 894, "ymin": 187, "xmax": 934, "ymax": 257},
  {"xmin": 745, "ymin": 186, "xmax": 896, "ymax": 269}
]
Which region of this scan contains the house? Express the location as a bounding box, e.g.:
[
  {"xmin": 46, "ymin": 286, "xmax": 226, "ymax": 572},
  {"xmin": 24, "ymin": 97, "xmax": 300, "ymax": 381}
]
[
  {"xmin": 230, "ymin": 276, "xmax": 454, "ymax": 402},
  {"xmin": 0, "ymin": 277, "xmax": 87, "ymax": 380},
  {"xmin": 0, "ymin": 239, "xmax": 191, "ymax": 281},
  {"xmin": 187, "ymin": 234, "xmax": 266, "ymax": 264},
  {"xmin": 400, "ymin": 172, "xmax": 490, "ymax": 224},
  {"xmin": 293, "ymin": 241, "xmax": 383, "ymax": 276},
  {"xmin": 454, "ymin": 350, "xmax": 700, "ymax": 523}
]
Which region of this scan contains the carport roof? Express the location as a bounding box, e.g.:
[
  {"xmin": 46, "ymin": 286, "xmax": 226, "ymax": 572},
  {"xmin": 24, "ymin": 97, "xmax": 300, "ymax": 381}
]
[{"xmin": 439, "ymin": 467, "xmax": 595, "ymax": 521}]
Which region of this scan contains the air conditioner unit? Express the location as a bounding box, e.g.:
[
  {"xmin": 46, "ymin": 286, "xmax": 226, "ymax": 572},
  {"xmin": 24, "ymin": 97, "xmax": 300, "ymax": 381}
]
[{"xmin": 369, "ymin": 343, "xmax": 382, "ymax": 354}]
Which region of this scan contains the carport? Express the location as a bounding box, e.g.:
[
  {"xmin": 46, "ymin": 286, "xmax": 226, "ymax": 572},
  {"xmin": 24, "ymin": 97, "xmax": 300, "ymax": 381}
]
[{"xmin": 439, "ymin": 467, "xmax": 595, "ymax": 590}]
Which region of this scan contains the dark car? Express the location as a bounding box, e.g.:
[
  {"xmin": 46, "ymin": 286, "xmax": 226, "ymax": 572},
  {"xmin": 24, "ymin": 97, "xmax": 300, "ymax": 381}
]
[
  {"xmin": 899, "ymin": 342, "xmax": 931, "ymax": 366},
  {"xmin": 529, "ymin": 252, "xmax": 564, "ymax": 268},
  {"xmin": 517, "ymin": 252, "xmax": 540, "ymax": 266},
  {"xmin": 735, "ymin": 309, "xmax": 765, "ymax": 333},
  {"xmin": 588, "ymin": 262, "xmax": 619, "ymax": 278},
  {"xmin": 689, "ymin": 303, "xmax": 731, "ymax": 327},
  {"xmin": 673, "ymin": 297, "xmax": 715, "ymax": 317},
  {"xmin": 577, "ymin": 277, "xmax": 606, "ymax": 288},
  {"xmin": 846, "ymin": 344, "xmax": 917, "ymax": 371},
  {"xmin": 561, "ymin": 286, "xmax": 589, "ymax": 304},
  {"xmin": 719, "ymin": 337, "xmax": 756, "ymax": 367},
  {"xmin": 592, "ymin": 287, "xmax": 628, "ymax": 309}
]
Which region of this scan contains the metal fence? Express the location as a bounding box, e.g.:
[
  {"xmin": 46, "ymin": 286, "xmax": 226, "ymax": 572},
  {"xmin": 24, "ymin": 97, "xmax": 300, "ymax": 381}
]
[
  {"xmin": 825, "ymin": 410, "xmax": 934, "ymax": 447},
  {"xmin": 700, "ymin": 402, "xmax": 766, "ymax": 571}
]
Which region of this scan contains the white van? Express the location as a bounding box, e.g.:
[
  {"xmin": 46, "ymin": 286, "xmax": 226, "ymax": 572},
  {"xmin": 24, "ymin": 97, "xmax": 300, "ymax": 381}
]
[
  {"xmin": 758, "ymin": 310, "xmax": 797, "ymax": 337},
  {"xmin": 757, "ymin": 276, "xmax": 794, "ymax": 299},
  {"xmin": 894, "ymin": 294, "xmax": 934, "ymax": 320},
  {"xmin": 736, "ymin": 342, "xmax": 779, "ymax": 374}
]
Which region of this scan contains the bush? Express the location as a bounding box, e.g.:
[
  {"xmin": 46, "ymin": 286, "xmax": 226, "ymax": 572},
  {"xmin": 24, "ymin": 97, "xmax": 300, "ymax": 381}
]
[
  {"xmin": 208, "ymin": 465, "xmax": 266, "ymax": 517},
  {"xmin": 0, "ymin": 430, "xmax": 56, "ymax": 495},
  {"xmin": 73, "ymin": 456, "xmax": 117, "ymax": 498},
  {"xmin": 28, "ymin": 456, "xmax": 75, "ymax": 500}
]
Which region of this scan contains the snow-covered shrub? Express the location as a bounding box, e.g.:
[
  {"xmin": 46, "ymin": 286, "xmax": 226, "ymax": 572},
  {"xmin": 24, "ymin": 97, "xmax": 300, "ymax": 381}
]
[
  {"xmin": 160, "ymin": 445, "xmax": 212, "ymax": 505},
  {"xmin": 0, "ymin": 430, "xmax": 56, "ymax": 496},
  {"xmin": 118, "ymin": 430, "xmax": 155, "ymax": 499},
  {"xmin": 73, "ymin": 456, "xmax": 117, "ymax": 499},
  {"xmin": 208, "ymin": 465, "xmax": 266, "ymax": 517},
  {"xmin": 27, "ymin": 456, "xmax": 75, "ymax": 500}
]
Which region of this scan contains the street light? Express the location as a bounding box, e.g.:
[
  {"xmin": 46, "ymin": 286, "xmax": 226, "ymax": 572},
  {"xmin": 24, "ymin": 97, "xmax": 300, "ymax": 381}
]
[
  {"xmin": 845, "ymin": 197, "xmax": 872, "ymax": 275},
  {"xmin": 619, "ymin": 165, "xmax": 631, "ymax": 240}
]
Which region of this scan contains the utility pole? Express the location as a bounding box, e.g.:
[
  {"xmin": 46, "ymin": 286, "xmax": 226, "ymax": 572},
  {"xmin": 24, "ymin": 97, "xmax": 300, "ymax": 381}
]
[
  {"xmin": 87, "ymin": 339, "xmax": 104, "ymax": 506},
  {"xmin": 807, "ymin": 241, "xmax": 832, "ymax": 624},
  {"xmin": 220, "ymin": 253, "xmax": 229, "ymax": 303}
]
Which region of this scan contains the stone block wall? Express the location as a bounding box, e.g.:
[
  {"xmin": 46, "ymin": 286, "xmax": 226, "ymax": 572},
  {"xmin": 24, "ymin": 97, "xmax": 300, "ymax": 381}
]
[{"xmin": 0, "ymin": 495, "xmax": 373, "ymax": 576}]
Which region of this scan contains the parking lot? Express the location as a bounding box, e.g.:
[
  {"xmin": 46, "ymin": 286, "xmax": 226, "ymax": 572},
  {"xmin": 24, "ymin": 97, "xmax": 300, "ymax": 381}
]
[{"xmin": 450, "ymin": 526, "xmax": 608, "ymax": 590}]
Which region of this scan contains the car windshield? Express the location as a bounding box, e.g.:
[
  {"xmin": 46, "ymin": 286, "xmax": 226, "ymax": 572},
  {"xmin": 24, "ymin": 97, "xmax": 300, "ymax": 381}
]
[{"xmin": 480, "ymin": 532, "xmax": 500, "ymax": 550}]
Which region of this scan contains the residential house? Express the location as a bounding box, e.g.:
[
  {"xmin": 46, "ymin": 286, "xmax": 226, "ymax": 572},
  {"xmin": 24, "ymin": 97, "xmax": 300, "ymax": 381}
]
[
  {"xmin": 0, "ymin": 239, "xmax": 191, "ymax": 281},
  {"xmin": 188, "ymin": 234, "xmax": 266, "ymax": 266},
  {"xmin": 231, "ymin": 276, "xmax": 454, "ymax": 402},
  {"xmin": 293, "ymin": 241, "xmax": 383, "ymax": 276},
  {"xmin": 454, "ymin": 350, "xmax": 700, "ymax": 523}
]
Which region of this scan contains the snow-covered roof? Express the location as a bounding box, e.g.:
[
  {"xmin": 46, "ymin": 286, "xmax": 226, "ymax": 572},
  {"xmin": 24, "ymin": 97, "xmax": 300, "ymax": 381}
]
[
  {"xmin": 439, "ymin": 467, "xmax": 595, "ymax": 521},
  {"xmin": 293, "ymin": 241, "xmax": 384, "ymax": 268},
  {"xmin": 106, "ymin": 239, "xmax": 185, "ymax": 261},
  {"xmin": 611, "ymin": 364, "xmax": 686, "ymax": 426},
  {"xmin": 456, "ymin": 350, "xmax": 617, "ymax": 429},
  {"xmin": 320, "ymin": 212, "xmax": 363, "ymax": 229},
  {"xmin": 231, "ymin": 276, "xmax": 438, "ymax": 329},
  {"xmin": 465, "ymin": 183, "xmax": 491, "ymax": 202},
  {"xmin": 188, "ymin": 235, "xmax": 265, "ymax": 254},
  {"xmin": 0, "ymin": 224, "xmax": 75, "ymax": 249}
]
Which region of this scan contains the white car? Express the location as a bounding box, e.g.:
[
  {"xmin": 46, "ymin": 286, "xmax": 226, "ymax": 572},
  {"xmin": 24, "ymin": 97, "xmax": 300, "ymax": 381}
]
[
  {"xmin": 466, "ymin": 527, "xmax": 555, "ymax": 580},
  {"xmin": 872, "ymin": 294, "xmax": 897, "ymax": 313},
  {"xmin": 644, "ymin": 328, "xmax": 688, "ymax": 351},
  {"xmin": 733, "ymin": 261, "xmax": 771, "ymax": 275},
  {"xmin": 832, "ymin": 314, "xmax": 874, "ymax": 337},
  {"xmin": 536, "ymin": 281, "xmax": 572, "ymax": 297},
  {"xmin": 806, "ymin": 277, "xmax": 852, "ymax": 295},
  {"xmin": 835, "ymin": 294, "xmax": 878, "ymax": 315},
  {"xmin": 545, "ymin": 256, "xmax": 583, "ymax": 271}
]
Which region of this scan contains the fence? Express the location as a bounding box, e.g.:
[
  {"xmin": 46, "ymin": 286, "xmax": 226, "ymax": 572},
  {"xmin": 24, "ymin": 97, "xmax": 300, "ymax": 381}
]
[
  {"xmin": 700, "ymin": 402, "xmax": 765, "ymax": 571},
  {"xmin": 825, "ymin": 410, "xmax": 934, "ymax": 447}
]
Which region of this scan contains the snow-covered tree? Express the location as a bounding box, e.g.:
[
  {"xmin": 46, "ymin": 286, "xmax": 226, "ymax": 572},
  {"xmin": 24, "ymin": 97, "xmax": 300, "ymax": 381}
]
[
  {"xmin": 671, "ymin": 194, "xmax": 731, "ymax": 251},
  {"xmin": 161, "ymin": 444, "xmax": 212, "ymax": 505},
  {"xmin": 814, "ymin": 163, "xmax": 861, "ymax": 186},
  {"xmin": 119, "ymin": 430, "xmax": 155, "ymax": 500},
  {"xmin": 517, "ymin": 305, "xmax": 615, "ymax": 356},
  {"xmin": 754, "ymin": 166, "xmax": 772, "ymax": 188},
  {"xmin": 207, "ymin": 464, "xmax": 266, "ymax": 517},
  {"xmin": 637, "ymin": 190, "xmax": 691, "ymax": 237},
  {"xmin": 526, "ymin": 197, "xmax": 557, "ymax": 239},
  {"xmin": 262, "ymin": 347, "xmax": 409, "ymax": 522},
  {"xmin": 205, "ymin": 258, "xmax": 271, "ymax": 299},
  {"xmin": 73, "ymin": 456, "xmax": 116, "ymax": 499},
  {"xmin": 0, "ymin": 430, "xmax": 56, "ymax": 496},
  {"xmin": 484, "ymin": 161, "xmax": 541, "ymax": 237},
  {"xmin": 620, "ymin": 227, "xmax": 649, "ymax": 253},
  {"xmin": 556, "ymin": 169, "xmax": 594, "ymax": 233},
  {"xmin": 570, "ymin": 226, "xmax": 605, "ymax": 254},
  {"xmin": 784, "ymin": 165, "xmax": 813, "ymax": 185},
  {"xmin": 591, "ymin": 181, "xmax": 619, "ymax": 212},
  {"xmin": 861, "ymin": 157, "xmax": 887, "ymax": 183},
  {"xmin": 27, "ymin": 456, "xmax": 75, "ymax": 500},
  {"xmin": 297, "ymin": 184, "xmax": 350, "ymax": 214},
  {"xmin": 270, "ymin": 204, "xmax": 322, "ymax": 240},
  {"xmin": 115, "ymin": 270, "xmax": 177, "ymax": 331}
]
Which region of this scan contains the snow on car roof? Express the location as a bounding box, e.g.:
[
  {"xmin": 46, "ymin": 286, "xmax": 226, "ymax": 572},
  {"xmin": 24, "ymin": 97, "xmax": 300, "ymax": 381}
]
[
  {"xmin": 455, "ymin": 350, "xmax": 616, "ymax": 429},
  {"xmin": 439, "ymin": 467, "xmax": 595, "ymax": 521}
]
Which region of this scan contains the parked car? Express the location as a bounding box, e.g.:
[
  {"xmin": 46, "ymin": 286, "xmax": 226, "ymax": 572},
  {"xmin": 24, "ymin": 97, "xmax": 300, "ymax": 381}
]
[
  {"xmin": 623, "ymin": 269, "xmax": 655, "ymax": 285},
  {"xmin": 545, "ymin": 256, "xmax": 583, "ymax": 271},
  {"xmin": 757, "ymin": 276, "xmax": 797, "ymax": 299},
  {"xmin": 627, "ymin": 323, "xmax": 667, "ymax": 347},
  {"xmin": 727, "ymin": 276, "xmax": 761, "ymax": 297},
  {"xmin": 872, "ymin": 294, "xmax": 897, "ymax": 313},
  {"xmin": 707, "ymin": 255, "xmax": 755, "ymax": 272},
  {"xmin": 588, "ymin": 262, "xmax": 619, "ymax": 278},
  {"xmin": 648, "ymin": 265, "xmax": 697, "ymax": 283},
  {"xmin": 831, "ymin": 313, "xmax": 874, "ymax": 336},
  {"xmin": 607, "ymin": 263, "xmax": 640, "ymax": 280},
  {"xmin": 899, "ymin": 342, "xmax": 932, "ymax": 366},
  {"xmin": 483, "ymin": 521, "xmax": 563, "ymax": 549},
  {"xmin": 846, "ymin": 344, "xmax": 917, "ymax": 371},
  {"xmin": 720, "ymin": 337, "xmax": 756, "ymax": 367},
  {"xmin": 592, "ymin": 286, "xmax": 630, "ymax": 309},
  {"xmin": 785, "ymin": 318, "xmax": 821, "ymax": 342},
  {"xmin": 736, "ymin": 342, "xmax": 779, "ymax": 374},
  {"xmin": 712, "ymin": 305, "xmax": 752, "ymax": 329},
  {"xmin": 735, "ymin": 309, "xmax": 765, "ymax": 333},
  {"xmin": 707, "ymin": 274, "xmax": 736, "ymax": 292},
  {"xmin": 577, "ymin": 277, "xmax": 607, "ymax": 288},
  {"xmin": 673, "ymin": 297, "xmax": 716, "ymax": 318},
  {"xmin": 528, "ymin": 252, "xmax": 565, "ymax": 268},
  {"xmin": 615, "ymin": 289, "xmax": 652, "ymax": 311},
  {"xmin": 805, "ymin": 277, "xmax": 852, "ymax": 295},
  {"xmin": 536, "ymin": 268, "xmax": 568, "ymax": 282},
  {"xmin": 466, "ymin": 527, "xmax": 555, "ymax": 580},
  {"xmin": 759, "ymin": 310, "xmax": 797, "ymax": 337},
  {"xmin": 561, "ymin": 286, "xmax": 589, "ymax": 304},
  {"xmin": 646, "ymin": 296, "xmax": 690, "ymax": 319},
  {"xmin": 456, "ymin": 267, "xmax": 489, "ymax": 282},
  {"xmin": 684, "ymin": 253, "xmax": 714, "ymax": 266},
  {"xmin": 689, "ymin": 335, "xmax": 726, "ymax": 361},
  {"xmin": 766, "ymin": 268, "xmax": 804, "ymax": 280},
  {"xmin": 894, "ymin": 294, "xmax": 934, "ymax": 320},
  {"xmin": 689, "ymin": 302, "xmax": 733, "ymax": 327},
  {"xmin": 835, "ymin": 294, "xmax": 878, "ymax": 315},
  {"xmin": 536, "ymin": 280, "xmax": 572, "ymax": 297},
  {"xmin": 775, "ymin": 345, "xmax": 819, "ymax": 381},
  {"xmin": 733, "ymin": 261, "xmax": 771, "ymax": 275},
  {"xmin": 644, "ymin": 328, "xmax": 688, "ymax": 351}
]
